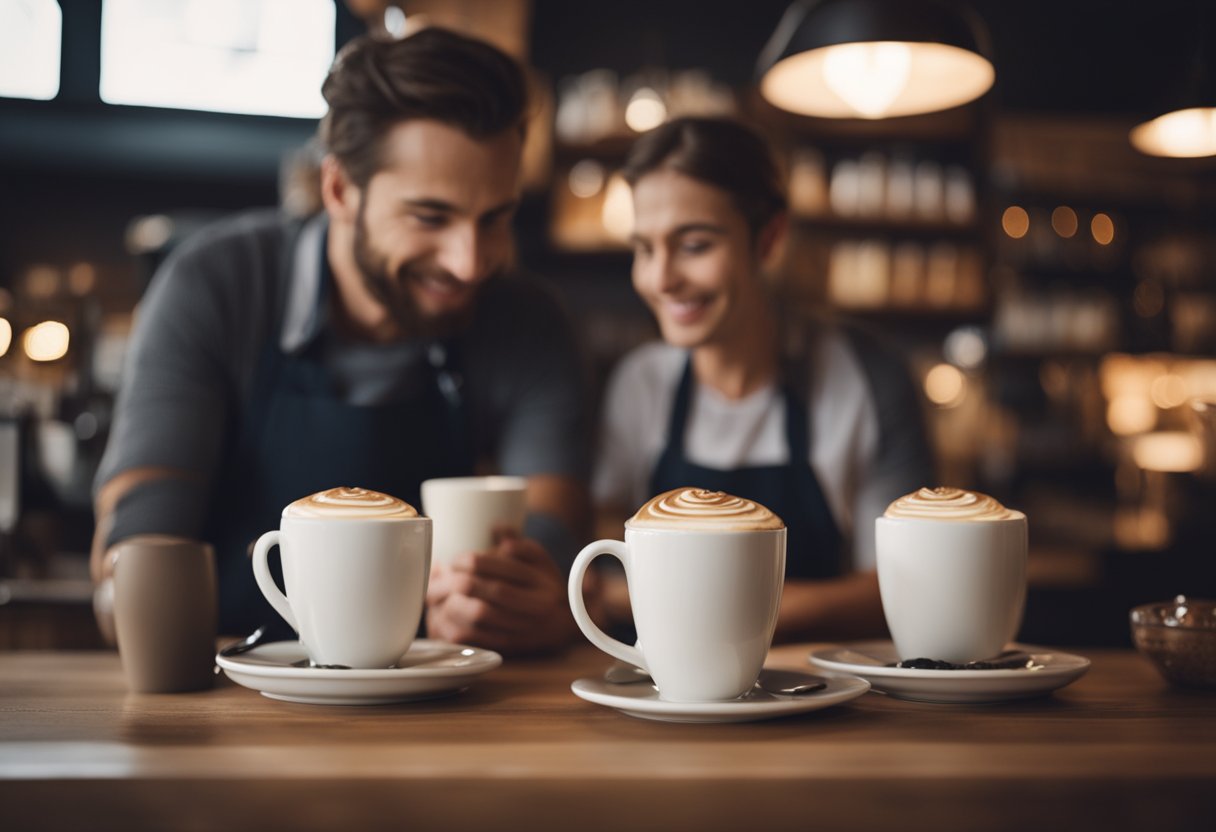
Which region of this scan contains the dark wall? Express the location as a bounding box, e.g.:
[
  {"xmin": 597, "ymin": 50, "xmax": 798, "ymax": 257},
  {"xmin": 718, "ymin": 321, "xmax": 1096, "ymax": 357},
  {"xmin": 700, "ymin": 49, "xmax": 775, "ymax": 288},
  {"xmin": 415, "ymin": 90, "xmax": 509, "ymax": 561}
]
[
  {"xmin": 2, "ymin": 0, "xmax": 1211, "ymax": 302},
  {"xmin": 0, "ymin": 0, "xmax": 365, "ymax": 301}
]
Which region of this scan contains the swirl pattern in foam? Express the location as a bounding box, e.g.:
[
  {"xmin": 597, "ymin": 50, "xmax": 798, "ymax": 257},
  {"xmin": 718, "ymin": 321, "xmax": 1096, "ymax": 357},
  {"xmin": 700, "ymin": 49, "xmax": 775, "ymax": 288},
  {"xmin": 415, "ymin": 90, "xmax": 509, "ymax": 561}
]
[
  {"xmin": 628, "ymin": 487, "xmax": 784, "ymax": 531},
  {"xmin": 284, "ymin": 487, "xmax": 419, "ymax": 520},
  {"xmin": 883, "ymin": 487, "xmax": 1022, "ymax": 521}
]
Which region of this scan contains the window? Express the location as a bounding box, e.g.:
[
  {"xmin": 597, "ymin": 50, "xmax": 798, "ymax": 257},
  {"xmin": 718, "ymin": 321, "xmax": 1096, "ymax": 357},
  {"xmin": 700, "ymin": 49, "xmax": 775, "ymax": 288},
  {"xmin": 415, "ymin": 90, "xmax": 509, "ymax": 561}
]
[
  {"xmin": 0, "ymin": 0, "xmax": 62, "ymax": 101},
  {"xmin": 99, "ymin": 0, "xmax": 335, "ymax": 118}
]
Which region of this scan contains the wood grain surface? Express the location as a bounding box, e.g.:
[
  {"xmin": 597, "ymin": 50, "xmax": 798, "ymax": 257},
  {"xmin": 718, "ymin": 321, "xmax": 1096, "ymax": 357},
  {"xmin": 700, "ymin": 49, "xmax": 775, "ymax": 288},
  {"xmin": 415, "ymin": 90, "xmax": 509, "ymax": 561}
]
[{"xmin": 1, "ymin": 643, "xmax": 1213, "ymax": 831}]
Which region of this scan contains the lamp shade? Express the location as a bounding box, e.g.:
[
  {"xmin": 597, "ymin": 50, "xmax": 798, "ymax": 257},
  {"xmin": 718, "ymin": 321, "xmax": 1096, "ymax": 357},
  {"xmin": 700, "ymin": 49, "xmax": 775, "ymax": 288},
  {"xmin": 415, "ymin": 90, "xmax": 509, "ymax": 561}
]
[
  {"xmin": 758, "ymin": 0, "xmax": 994, "ymax": 120},
  {"xmin": 1129, "ymin": 6, "xmax": 1215, "ymax": 158},
  {"xmin": 1130, "ymin": 108, "xmax": 1216, "ymax": 158}
]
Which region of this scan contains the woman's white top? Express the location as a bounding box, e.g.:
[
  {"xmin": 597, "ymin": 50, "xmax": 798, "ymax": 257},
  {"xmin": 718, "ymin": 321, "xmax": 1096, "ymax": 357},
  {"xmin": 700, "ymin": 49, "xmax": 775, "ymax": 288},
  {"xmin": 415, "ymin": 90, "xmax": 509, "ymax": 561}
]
[{"xmin": 593, "ymin": 323, "xmax": 934, "ymax": 570}]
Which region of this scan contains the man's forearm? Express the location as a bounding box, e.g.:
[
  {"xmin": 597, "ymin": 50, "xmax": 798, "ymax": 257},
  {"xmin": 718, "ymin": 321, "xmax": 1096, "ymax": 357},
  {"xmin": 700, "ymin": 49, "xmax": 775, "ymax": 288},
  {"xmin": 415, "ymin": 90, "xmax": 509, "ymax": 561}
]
[{"xmin": 91, "ymin": 467, "xmax": 204, "ymax": 582}]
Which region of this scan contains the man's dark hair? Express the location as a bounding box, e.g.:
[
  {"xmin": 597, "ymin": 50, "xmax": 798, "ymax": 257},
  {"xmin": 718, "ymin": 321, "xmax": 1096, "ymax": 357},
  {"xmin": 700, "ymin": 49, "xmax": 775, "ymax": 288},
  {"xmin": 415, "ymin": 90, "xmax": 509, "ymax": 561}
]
[
  {"xmin": 319, "ymin": 27, "xmax": 528, "ymax": 186},
  {"xmin": 621, "ymin": 117, "xmax": 786, "ymax": 235}
]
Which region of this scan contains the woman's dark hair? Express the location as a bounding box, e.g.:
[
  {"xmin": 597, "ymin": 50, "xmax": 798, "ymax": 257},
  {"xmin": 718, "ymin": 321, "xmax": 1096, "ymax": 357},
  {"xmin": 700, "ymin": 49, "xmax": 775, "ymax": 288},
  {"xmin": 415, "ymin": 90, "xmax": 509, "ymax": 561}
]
[
  {"xmin": 620, "ymin": 117, "xmax": 787, "ymax": 234},
  {"xmin": 319, "ymin": 27, "xmax": 528, "ymax": 186}
]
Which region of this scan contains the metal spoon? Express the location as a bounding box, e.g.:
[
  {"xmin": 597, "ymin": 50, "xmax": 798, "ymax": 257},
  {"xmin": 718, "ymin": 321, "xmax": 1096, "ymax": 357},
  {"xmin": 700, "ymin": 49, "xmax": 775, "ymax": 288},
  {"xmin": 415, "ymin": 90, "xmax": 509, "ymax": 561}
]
[
  {"xmin": 755, "ymin": 668, "xmax": 828, "ymax": 696},
  {"xmin": 217, "ymin": 627, "xmax": 351, "ymax": 669},
  {"xmin": 289, "ymin": 659, "xmax": 352, "ymax": 670},
  {"xmin": 602, "ymin": 662, "xmax": 827, "ymax": 696},
  {"xmin": 218, "ymin": 625, "xmax": 267, "ymax": 657}
]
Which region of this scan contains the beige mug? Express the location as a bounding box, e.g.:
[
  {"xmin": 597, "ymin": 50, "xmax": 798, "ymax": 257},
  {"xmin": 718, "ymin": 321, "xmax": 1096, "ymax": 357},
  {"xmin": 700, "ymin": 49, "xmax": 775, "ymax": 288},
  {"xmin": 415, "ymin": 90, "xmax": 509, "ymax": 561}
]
[{"xmin": 112, "ymin": 535, "xmax": 217, "ymax": 693}]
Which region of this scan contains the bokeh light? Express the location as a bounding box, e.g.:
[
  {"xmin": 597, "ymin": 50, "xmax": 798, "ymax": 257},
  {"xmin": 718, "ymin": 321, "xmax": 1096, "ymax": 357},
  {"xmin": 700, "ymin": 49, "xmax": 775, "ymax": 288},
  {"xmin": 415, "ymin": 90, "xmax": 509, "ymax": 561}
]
[
  {"xmin": 1091, "ymin": 212, "xmax": 1115, "ymax": 246},
  {"xmin": 600, "ymin": 175, "xmax": 634, "ymax": 241},
  {"xmin": 924, "ymin": 363, "xmax": 966, "ymax": 407},
  {"xmin": 1051, "ymin": 206, "xmax": 1078, "ymax": 238},
  {"xmin": 23, "ymin": 320, "xmax": 70, "ymax": 362},
  {"xmin": 1149, "ymin": 373, "xmax": 1188, "ymax": 410},
  {"xmin": 1133, "ymin": 432, "xmax": 1202, "ymax": 473},
  {"xmin": 1106, "ymin": 395, "xmax": 1156, "ymax": 435},
  {"xmin": 1001, "ymin": 206, "xmax": 1029, "ymax": 239},
  {"xmin": 943, "ymin": 326, "xmax": 987, "ymax": 369},
  {"xmin": 568, "ymin": 159, "xmax": 606, "ymax": 198},
  {"xmin": 624, "ymin": 87, "xmax": 666, "ymax": 132}
]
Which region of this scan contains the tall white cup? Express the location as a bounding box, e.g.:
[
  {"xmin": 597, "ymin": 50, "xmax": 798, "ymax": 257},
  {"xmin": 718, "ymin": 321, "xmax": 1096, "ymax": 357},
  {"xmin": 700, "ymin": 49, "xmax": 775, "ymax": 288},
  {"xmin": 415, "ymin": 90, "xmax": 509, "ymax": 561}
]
[
  {"xmin": 876, "ymin": 514, "xmax": 1027, "ymax": 663},
  {"xmin": 568, "ymin": 526, "xmax": 786, "ymax": 702},
  {"xmin": 252, "ymin": 514, "xmax": 431, "ymax": 668},
  {"xmin": 421, "ymin": 476, "xmax": 527, "ymax": 565}
]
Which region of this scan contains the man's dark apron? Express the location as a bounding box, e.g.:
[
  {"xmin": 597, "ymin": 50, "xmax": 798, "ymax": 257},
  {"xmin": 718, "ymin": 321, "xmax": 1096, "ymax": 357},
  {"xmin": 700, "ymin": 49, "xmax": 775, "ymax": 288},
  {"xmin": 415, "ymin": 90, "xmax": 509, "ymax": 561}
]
[{"xmin": 203, "ymin": 260, "xmax": 470, "ymax": 636}]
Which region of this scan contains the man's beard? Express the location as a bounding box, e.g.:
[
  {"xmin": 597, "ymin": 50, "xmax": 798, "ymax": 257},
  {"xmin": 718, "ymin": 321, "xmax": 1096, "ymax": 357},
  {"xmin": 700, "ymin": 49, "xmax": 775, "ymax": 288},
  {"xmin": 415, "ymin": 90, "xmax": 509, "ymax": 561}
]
[{"xmin": 350, "ymin": 204, "xmax": 481, "ymax": 341}]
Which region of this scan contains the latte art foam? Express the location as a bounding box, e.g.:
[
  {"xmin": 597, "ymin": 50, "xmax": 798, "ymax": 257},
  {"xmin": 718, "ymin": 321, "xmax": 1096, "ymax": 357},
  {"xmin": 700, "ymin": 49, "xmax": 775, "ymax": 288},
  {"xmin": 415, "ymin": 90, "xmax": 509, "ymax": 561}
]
[
  {"xmin": 284, "ymin": 487, "xmax": 419, "ymax": 520},
  {"xmin": 629, "ymin": 488, "xmax": 784, "ymax": 531},
  {"xmin": 883, "ymin": 487, "xmax": 1022, "ymax": 521}
]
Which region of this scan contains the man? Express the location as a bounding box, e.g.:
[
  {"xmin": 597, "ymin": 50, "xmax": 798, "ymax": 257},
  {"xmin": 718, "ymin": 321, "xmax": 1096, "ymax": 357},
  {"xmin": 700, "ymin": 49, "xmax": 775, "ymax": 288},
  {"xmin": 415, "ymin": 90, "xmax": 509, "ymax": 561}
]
[{"xmin": 92, "ymin": 27, "xmax": 590, "ymax": 655}]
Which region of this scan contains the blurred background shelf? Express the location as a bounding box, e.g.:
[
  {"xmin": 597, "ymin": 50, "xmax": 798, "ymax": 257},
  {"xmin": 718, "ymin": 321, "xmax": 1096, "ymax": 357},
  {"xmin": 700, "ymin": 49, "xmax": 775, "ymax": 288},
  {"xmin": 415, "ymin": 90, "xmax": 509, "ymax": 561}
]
[{"xmin": 2, "ymin": 0, "xmax": 1215, "ymax": 649}]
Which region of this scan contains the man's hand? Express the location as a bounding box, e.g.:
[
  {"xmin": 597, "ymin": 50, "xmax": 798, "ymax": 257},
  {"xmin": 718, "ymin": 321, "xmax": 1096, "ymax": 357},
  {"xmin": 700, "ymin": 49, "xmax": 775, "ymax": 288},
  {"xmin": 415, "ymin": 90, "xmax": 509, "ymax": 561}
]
[{"xmin": 425, "ymin": 531, "xmax": 581, "ymax": 656}]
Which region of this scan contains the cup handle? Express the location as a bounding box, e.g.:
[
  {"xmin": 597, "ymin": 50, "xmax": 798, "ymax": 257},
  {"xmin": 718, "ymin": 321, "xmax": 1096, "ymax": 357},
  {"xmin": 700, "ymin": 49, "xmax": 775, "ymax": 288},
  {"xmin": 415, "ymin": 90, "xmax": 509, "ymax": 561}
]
[
  {"xmin": 252, "ymin": 531, "xmax": 298, "ymax": 633},
  {"xmin": 567, "ymin": 539, "xmax": 646, "ymax": 672}
]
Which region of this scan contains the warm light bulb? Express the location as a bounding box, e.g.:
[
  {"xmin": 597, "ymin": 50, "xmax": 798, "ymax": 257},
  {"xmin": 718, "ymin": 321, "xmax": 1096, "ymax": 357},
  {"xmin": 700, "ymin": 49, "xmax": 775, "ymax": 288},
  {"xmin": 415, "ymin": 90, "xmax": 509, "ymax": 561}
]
[
  {"xmin": 23, "ymin": 320, "xmax": 70, "ymax": 362},
  {"xmin": 1133, "ymin": 431, "xmax": 1202, "ymax": 473},
  {"xmin": 1130, "ymin": 107, "xmax": 1216, "ymax": 158},
  {"xmin": 1091, "ymin": 213, "xmax": 1115, "ymax": 245},
  {"xmin": 625, "ymin": 88, "xmax": 667, "ymax": 133},
  {"xmin": 1001, "ymin": 206, "xmax": 1029, "ymax": 239},
  {"xmin": 1106, "ymin": 395, "xmax": 1156, "ymax": 435},
  {"xmin": 1051, "ymin": 206, "xmax": 1078, "ymax": 238},
  {"xmin": 924, "ymin": 363, "xmax": 966, "ymax": 407},
  {"xmin": 822, "ymin": 41, "xmax": 911, "ymax": 119},
  {"xmin": 0, "ymin": 317, "xmax": 11, "ymax": 358}
]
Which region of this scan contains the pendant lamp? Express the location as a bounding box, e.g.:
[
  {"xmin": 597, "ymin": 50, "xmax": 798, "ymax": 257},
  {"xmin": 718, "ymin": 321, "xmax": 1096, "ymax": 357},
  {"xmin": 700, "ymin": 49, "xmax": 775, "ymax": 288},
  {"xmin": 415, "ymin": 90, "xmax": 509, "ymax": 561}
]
[
  {"xmin": 1131, "ymin": 109, "xmax": 1216, "ymax": 159},
  {"xmin": 757, "ymin": 0, "xmax": 994, "ymax": 120},
  {"xmin": 1129, "ymin": 16, "xmax": 1215, "ymax": 158}
]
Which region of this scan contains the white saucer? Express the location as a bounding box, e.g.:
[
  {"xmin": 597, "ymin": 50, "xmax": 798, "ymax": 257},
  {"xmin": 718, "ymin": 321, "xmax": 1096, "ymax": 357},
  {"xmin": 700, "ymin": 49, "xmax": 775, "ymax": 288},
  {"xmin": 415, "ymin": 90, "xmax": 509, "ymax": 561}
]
[
  {"xmin": 216, "ymin": 639, "xmax": 502, "ymax": 705},
  {"xmin": 570, "ymin": 673, "xmax": 870, "ymax": 723},
  {"xmin": 808, "ymin": 641, "xmax": 1090, "ymax": 704}
]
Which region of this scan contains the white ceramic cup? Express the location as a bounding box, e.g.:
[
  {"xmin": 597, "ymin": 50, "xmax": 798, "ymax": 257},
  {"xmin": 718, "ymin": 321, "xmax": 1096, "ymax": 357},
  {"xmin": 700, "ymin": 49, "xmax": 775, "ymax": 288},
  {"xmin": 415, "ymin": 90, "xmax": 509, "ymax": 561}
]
[
  {"xmin": 421, "ymin": 476, "xmax": 527, "ymax": 565},
  {"xmin": 252, "ymin": 514, "xmax": 431, "ymax": 668},
  {"xmin": 568, "ymin": 526, "xmax": 786, "ymax": 702},
  {"xmin": 876, "ymin": 514, "xmax": 1027, "ymax": 663}
]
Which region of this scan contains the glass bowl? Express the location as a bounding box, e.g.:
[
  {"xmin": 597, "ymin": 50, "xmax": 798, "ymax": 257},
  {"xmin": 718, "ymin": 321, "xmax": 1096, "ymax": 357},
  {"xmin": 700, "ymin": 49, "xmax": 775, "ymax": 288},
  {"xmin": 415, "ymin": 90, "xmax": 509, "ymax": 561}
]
[{"xmin": 1130, "ymin": 595, "xmax": 1216, "ymax": 689}]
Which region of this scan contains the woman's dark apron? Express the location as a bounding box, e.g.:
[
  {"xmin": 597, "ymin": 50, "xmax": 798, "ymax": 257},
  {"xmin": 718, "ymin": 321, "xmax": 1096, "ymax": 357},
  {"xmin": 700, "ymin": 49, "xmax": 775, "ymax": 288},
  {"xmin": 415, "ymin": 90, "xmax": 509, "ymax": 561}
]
[{"xmin": 648, "ymin": 356, "xmax": 843, "ymax": 580}]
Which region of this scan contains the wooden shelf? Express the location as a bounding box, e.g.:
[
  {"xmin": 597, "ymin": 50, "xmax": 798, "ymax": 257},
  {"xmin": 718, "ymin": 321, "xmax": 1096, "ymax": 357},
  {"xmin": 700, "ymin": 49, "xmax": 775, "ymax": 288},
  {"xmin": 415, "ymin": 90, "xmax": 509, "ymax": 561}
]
[
  {"xmin": 553, "ymin": 134, "xmax": 638, "ymax": 163},
  {"xmin": 794, "ymin": 214, "xmax": 982, "ymax": 240}
]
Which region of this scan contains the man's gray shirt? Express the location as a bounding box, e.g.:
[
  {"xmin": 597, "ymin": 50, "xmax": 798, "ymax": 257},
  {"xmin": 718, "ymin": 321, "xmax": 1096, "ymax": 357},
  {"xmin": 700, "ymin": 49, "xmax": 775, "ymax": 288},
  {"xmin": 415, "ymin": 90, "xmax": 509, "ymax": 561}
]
[{"xmin": 97, "ymin": 210, "xmax": 589, "ymax": 559}]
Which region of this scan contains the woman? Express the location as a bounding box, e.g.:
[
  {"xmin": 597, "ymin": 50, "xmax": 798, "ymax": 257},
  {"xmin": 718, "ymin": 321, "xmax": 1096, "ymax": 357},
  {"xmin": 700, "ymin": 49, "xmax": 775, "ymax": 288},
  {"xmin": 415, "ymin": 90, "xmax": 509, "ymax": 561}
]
[{"xmin": 594, "ymin": 117, "xmax": 934, "ymax": 640}]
